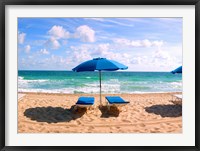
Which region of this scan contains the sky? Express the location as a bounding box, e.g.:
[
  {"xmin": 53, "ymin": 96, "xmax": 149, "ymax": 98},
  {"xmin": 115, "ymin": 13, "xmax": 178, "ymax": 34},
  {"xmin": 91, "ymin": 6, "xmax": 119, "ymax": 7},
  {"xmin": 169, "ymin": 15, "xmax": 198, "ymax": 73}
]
[{"xmin": 18, "ymin": 18, "xmax": 182, "ymax": 71}]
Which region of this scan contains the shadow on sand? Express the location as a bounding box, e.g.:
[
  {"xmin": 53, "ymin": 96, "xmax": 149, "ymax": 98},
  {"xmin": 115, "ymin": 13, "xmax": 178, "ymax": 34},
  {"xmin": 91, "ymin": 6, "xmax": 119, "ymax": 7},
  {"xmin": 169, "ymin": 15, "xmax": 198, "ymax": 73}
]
[
  {"xmin": 145, "ymin": 104, "xmax": 182, "ymax": 117},
  {"xmin": 24, "ymin": 105, "xmax": 86, "ymax": 123},
  {"xmin": 99, "ymin": 105, "xmax": 120, "ymax": 118}
]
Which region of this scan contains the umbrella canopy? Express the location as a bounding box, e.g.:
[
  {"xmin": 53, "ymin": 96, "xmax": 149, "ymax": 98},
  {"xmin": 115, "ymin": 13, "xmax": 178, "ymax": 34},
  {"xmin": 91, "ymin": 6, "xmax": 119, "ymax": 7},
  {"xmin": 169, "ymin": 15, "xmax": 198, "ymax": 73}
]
[
  {"xmin": 72, "ymin": 58, "xmax": 128, "ymax": 105},
  {"xmin": 72, "ymin": 57, "xmax": 128, "ymax": 72},
  {"xmin": 171, "ymin": 66, "xmax": 182, "ymax": 74}
]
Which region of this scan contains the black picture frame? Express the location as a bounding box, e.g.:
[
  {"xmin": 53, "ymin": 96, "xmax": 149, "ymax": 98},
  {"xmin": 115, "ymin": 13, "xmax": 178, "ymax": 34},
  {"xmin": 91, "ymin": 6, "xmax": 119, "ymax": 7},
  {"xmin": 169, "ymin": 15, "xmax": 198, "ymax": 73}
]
[{"xmin": 1, "ymin": 0, "xmax": 199, "ymax": 151}]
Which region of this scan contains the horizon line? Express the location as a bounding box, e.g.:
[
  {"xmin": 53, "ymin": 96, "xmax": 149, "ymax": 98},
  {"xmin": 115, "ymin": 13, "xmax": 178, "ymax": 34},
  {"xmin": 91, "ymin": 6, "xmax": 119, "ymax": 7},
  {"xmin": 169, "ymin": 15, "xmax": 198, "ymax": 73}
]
[{"xmin": 18, "ymin": 69, "xmax": 172, "ymax": 72}]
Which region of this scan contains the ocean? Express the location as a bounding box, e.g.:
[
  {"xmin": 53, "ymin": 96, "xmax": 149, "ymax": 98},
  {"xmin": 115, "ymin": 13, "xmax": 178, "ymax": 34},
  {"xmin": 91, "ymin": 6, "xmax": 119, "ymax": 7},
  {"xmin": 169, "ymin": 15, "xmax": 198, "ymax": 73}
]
[{"xmin": 18, "ymin": 70, "xmax": 182, "ymax": 94}]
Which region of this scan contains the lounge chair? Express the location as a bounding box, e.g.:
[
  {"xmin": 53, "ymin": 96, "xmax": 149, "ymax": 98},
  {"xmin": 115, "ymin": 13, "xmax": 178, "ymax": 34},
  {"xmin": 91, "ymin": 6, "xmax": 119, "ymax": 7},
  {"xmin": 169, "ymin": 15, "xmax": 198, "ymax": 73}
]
[
  {"xmin": 171, "ymin": 94, "xmax": 182, "ymax": 105},
  {"xmin": 105, "ymin": 96, "xmax": 129, "ymax": 110},
  {"xmin": 74, "ymin": 97, "xmax": 95, "ymax": 110}
]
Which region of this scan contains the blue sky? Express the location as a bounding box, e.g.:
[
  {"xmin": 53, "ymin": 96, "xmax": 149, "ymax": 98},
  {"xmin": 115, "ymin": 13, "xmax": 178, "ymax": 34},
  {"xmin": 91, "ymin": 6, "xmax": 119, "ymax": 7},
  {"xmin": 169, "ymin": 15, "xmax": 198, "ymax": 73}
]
[{"xmin": 18, "ymin": 18, "xmax": 182, "ymax": 71}]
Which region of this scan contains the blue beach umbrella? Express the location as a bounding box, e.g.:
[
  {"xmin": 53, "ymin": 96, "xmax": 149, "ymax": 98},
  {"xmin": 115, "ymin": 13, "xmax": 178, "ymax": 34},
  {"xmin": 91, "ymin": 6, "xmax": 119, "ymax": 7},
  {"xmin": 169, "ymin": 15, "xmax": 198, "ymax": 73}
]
[
  {"xmin": 72, "ymin": 58, "xmax": 128, "ymax": 105},
  {"xmin": 171, "ymin": 66, "xmax": 182, "ymax": 74}
]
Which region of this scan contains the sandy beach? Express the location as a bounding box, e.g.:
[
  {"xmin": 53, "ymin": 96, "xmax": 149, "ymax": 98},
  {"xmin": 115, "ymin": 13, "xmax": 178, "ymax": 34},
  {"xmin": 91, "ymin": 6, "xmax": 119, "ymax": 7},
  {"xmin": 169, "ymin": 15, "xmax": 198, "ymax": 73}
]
[{"xmin": 18, "ymin": 92, "xmax": 182, "ymax": 133}]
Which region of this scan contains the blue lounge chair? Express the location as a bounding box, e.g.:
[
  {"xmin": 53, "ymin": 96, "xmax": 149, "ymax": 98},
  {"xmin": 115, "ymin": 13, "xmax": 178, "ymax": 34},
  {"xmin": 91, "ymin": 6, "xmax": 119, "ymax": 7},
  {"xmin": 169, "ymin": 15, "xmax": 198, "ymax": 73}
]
[
  {"xmin": 75, "ymin": 97, "xmax": 95, "ymax": 109},
  {"xmin": 105, "ymin": 96, "xmax": 129, "ymax": 110}
]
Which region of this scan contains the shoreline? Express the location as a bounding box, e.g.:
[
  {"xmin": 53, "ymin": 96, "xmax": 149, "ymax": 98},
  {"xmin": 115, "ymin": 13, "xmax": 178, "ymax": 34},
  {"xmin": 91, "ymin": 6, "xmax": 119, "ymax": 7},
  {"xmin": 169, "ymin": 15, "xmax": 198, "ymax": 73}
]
[{"xmin": 18, "ymin": 91, "xmax": 182, "ymax": 95}]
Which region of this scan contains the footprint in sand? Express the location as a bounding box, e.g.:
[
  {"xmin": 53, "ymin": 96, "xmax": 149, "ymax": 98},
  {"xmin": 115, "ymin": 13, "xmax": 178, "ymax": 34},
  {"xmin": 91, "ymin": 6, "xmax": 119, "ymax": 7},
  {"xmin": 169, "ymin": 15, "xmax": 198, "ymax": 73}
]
[
  {"xmin": 160, "ymin": 123, "xmax": 167, "ymax": 128},
  {"xmin": 28, "ymin": 126, "xmax": 35, "ymax": 130},
  {"xmin": 150, "ymin": 130, "xmax": 159, "ymax": 133},
  {"xmin": 18, "ymin": 124, "xmax": 24, "ymax": 129},
  {"xmin": 178, "ymin": 124, "xmax": 182, "ymax": 128},
  {"xmin": 116, "ymin": 126, "xmax": 121, "ymax": 129},
  {"xmin": 74, "ymin": 120, "xmax": 82, "ymax": 125},
  {"xmin": 88, "ymin": 126, "xmax": 95, "ymax": 131},
  {"xmin": 138, "ymin": 123, "xmax": 146, "ymax": 127},
  {"xmin": 154, "ymin": 127, "xmax": 161, "ymax": 131},
  {"xmin": 122, "ymin": 119, "xmax": 131, "ymax": 123}
]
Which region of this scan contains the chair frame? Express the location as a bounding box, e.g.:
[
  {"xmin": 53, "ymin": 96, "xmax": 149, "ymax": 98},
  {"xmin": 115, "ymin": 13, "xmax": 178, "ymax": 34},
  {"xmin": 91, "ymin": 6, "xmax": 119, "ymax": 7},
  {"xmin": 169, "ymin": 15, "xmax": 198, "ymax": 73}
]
[
  {"xmin": 171, "ymin": 94, "xmax": 182, "ymax": 105},
  {"xmin": 105, "ymin": 96, "xmax": 129, "ymax": 110}
]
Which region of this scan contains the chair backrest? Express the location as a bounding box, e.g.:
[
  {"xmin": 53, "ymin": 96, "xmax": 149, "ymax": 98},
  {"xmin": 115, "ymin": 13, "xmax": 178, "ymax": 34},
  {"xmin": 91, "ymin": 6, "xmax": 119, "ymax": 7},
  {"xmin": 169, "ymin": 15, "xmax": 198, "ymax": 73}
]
[{"xmin": 174, "ymin": 94, "xmax": 182, "ymax": 99}]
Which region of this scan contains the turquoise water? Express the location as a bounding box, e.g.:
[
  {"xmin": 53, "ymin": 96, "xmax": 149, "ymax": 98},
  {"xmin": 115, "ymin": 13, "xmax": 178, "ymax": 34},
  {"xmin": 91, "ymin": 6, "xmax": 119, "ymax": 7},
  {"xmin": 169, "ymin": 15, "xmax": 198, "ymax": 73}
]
[{"xmin": 18, "ymin": 70, "xmax": 182, "ymax": 94}]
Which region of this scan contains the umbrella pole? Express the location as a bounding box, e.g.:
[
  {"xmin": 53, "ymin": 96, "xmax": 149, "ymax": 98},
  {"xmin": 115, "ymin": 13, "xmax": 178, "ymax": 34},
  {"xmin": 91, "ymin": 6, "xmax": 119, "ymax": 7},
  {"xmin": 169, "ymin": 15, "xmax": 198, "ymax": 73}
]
[{"xmin": 99, "ymin": 70, "xmax": 102, "ymax": 105}]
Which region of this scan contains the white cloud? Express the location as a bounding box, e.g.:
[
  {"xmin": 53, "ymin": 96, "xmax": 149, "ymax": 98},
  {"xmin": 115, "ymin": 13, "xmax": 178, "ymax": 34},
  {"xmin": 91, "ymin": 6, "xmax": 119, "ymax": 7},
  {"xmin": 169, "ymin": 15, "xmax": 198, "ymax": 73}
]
[
  {"xmin": 149, "ymin": 49, "xmax": 181, "ymax": 70},
  {"xmin": 130, "ymin": 40, "xmax": 142, "ymax": 47},
  {"xmin": 68, "ymin": 45, "xmax": 92, "ymax": 64},
  {"xmin": 46, "ymin": 55, "xmax": 66, "ymax": 65},
  {"xmin": 45, "ymin": 25, "xmax": 95, "ymax": 50},
  {"xmin": 152, "ymin": 40, "xmax": 164, "ymax": 48},
  {"xmin": 142, "ymin": 39, "xmax": 152, "ymax": 47},
  {"xmin": 75, "ymin": 25, "xmax": 95, "ymax": 42},
  {"xmin": 62, "ymin": 40, "xmax": 68, "ymax": 45},
  {"xmin": 131, "ymin": 57, "xmax": 143, "ymax": 65},
  {"xmin": 48, "ymin": 25, "xmax": 70, "ymax": 39},
  {"xmin": 113, "ymin": 38, "xmax": 164, "ymax": 48},
  {"xmin": 26, "ymin": 55, "xmax": 68, "ymax": 70},
  {"xmin": 60, "ymin": 58, "xmax": 65, "ymax": 63},
  {"xmin": 40, "ymin": 49, "xmax": 50, "ymax": 55},
  {"xmin": 24, "ymin": 45, "xmax": 31, "ymax": 53},
  {"xmin": 123, "ymin": 48, "xmax": 181, "ymax": 71},
  {"xmin": 65, "ymin": 42, "xmax": 181, "ymax": 71},
  {"xmin": 46, "ymin": 25, "xmax": 69, "ymax": 49},
  {"xmin": 28, "ymin": 56, "xmax": 32, "ymax": 59},
  {"xmin": 153, "ymin": 50, "xmax": 170, "ymax": 60},
  {"xmin": 67, "ymin": 43, "xmax": 130, "ymax": 68},
  {"xmin": 114, "ymin": 38, "xmax": 130, "ymax": 46},
  {"xmin": 45, "ymin": 37, "xmax": 60, "ymax": 49},
  {"xmin": 91, "ymin": 43, "xmax": 110, "ymax": 56},
  {"xmin": 18, "ymin": 32, "xmax": 26, "ymax": 44}
]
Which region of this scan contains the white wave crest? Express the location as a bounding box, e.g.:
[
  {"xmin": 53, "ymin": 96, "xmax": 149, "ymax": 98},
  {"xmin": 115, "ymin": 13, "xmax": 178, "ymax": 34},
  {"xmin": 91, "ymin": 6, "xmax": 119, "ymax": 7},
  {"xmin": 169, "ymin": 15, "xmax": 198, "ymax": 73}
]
[
  {"xmin": 18, "ymin": 88, "xmax": 75, "ymax": 94},
  {"xmin": 170, "ymin": 82, "xmax": 182, "ymax": 86},
  {"xmin": 18, "ymin": 76, "xmax": 24, "ymax": 80}
]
